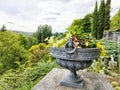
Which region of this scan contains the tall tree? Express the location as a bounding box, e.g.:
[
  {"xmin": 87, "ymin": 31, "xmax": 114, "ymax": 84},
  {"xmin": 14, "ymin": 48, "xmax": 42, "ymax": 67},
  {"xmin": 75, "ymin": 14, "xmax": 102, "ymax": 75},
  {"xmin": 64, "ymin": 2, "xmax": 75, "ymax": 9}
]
[
  {"xmin": 98, "ymin": 0, "xmax": 105, "ymax": 39},
  {"xmin": 105, "ymin": 0, "xmax": 111, "ymax": 30},
  {"xmin": 0, "ymin": 24, "xmax": 7, "ymax": 32},
  {"xmin": 34, "ymin": 24, "xmax": 52, "ymax": 43},
  {"xmin": 91, "ymin": 1, "xmax": 98, "ymax": 39}
]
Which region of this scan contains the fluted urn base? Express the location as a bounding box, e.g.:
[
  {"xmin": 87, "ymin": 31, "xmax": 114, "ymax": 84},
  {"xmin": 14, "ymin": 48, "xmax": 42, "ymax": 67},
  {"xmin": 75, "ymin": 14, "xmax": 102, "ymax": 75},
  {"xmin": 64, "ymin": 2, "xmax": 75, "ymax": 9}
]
[
  {"xmin": 56, "ymin": 59, "xmax": 92, "ymax": 88},
  {"xmin": 61, "ymin": 70, "xmax": 83, "ymax": 88}
]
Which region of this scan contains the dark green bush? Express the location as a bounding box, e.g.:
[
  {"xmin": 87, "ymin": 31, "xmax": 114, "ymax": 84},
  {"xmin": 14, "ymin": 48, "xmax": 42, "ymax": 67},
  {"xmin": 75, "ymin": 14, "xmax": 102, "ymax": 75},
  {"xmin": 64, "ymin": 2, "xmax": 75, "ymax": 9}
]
[
  {"xmin": 102, "ymin": 40, "xmax": 118, "ymax": 61},
  {"xmin": 0, "ymin": 31, "xmax": 29, "ymax": 74}
]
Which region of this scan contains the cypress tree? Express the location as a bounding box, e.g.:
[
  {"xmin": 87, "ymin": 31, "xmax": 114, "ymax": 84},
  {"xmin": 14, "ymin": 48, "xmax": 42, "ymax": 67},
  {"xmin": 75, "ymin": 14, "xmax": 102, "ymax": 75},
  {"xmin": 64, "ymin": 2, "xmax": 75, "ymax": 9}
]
[
  {"xmin": 0, "ymin": 24, "xmax": 7, "ymax": 32},
  {"xmin": 37, "ymin": 25, "xmax": 42, "ymax": 43},
  {"xmin": 105, "ymin": 0, "xmax": 111, "ymax": 30},
  {"xmin": 98, "ymin": 0, "xmax": 105, "ymax": 39},
  {"xmin": 91, "ymin": 1, "xmax": 98, "ymax": 39}
]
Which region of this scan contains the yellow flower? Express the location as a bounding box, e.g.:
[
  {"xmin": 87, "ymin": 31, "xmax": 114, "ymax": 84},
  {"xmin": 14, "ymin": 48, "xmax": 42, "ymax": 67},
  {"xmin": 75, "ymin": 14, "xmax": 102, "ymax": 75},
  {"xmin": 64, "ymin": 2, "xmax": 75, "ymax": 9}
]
[
  {"xmin": 48, "ymin": 36, "xmax": 54, "ymax": 44},
  {"xmin": 96, "ymin": 42, "xmax": 106, "ymax": 56}
]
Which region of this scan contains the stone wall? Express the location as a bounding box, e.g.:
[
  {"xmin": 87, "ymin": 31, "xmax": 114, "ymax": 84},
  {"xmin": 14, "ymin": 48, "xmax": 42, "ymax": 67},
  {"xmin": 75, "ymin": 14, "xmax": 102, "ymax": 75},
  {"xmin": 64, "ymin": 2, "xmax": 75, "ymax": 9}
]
[{"xmin": 104, "ymin": 31, "xmax": 120, "ymax": 41}]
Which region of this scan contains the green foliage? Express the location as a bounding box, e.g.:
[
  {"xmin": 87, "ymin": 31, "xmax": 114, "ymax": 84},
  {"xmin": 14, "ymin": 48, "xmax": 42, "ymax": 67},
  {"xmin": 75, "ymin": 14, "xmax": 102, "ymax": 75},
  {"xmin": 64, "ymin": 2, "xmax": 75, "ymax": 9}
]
[
  {"xmin": 34, "ymin": 24, "xmax": 52, "ymax": 43},
  {"xmin": 18, "ymin": 33, "xmax": 29, "ymax": 49},
  {"xmin": 92, "ymin": 0, "xmax": 111, "ymax": 39},
  {"xmin": 111, "ymin": 9, "xmax": 120, "ymax": 30},
  {"xmin": 53, "ymin": 32, "xmax": 66, "ymax": 40},
  {"xmin": 29, "ymin": 43, "xmax": 50, "ymax": 63},
  {"xmin": 27, "ymin": 36, "xmax": 38, "ymax": 48},
  {"xmin": 88, "ymin": 40, "xmax": 118, "ymax": 74},
  {"xmin": 40, "ymin": 54, "xmax": 55, "ymax": 63},
  {"xmin": 82, "ymin": 14, "xmax": 92, "ymax": 33},
  {"xmin": 98, "ymin": 0, "xmax": 105, "ymax": 39},
  {"xmin": 67, "ymin": 18, "xmax": 83, "ymax": 35},
  {"xmin": 67, "ymin": 14, "xmax": 92, "ymax": 36},
  {"xmin": 68, "ymin": 0, "xmax": 111, "ymax": 40},
  {"xmin": 104, "ymin": 0, "xmax": 111, "ymax": 30},
  {"xmin": 102, "ymin": 40, "xmax": 118, "ymax": 61},
  {"xmin": 88, "ymin": 57, "xmax": 109, "ymax": 74},
  {"xmin": 48, "ymin": 32, "xmax": 71, "ymax": 47},
  {"xmin": 0, "ymin": 31, "xmax": 29, "ymax": 74},
  {"xmin": 0, "ymin": 61, "xmax": 59, "ymax": 90},
  {"xmin": 91, "ymin": 1, "xmax": 98, "ymax": 39}
]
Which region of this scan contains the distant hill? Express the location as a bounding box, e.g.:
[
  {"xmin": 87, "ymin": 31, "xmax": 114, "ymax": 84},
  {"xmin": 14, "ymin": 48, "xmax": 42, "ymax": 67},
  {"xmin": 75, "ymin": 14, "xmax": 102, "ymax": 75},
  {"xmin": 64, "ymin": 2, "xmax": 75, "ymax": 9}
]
[{"xmin": 12, "ymin": 31, "xmax": 34, "ymax": 36}]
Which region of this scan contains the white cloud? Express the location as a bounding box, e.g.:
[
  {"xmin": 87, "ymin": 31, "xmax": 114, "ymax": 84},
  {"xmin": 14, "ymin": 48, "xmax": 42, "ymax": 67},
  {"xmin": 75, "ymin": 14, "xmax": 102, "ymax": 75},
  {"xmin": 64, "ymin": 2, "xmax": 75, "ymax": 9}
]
[
  {"xmin": 0, "ymin": 0, "xmax": 120, "ymax": 33},
  {"xmin": 111, "ymin": 0, "xmax": 120, "ymax": 17}
]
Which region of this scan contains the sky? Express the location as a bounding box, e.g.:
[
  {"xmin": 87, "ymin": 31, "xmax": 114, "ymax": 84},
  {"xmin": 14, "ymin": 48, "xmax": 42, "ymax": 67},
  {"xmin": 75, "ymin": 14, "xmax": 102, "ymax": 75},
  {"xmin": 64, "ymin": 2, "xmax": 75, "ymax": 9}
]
[{"xmin": 0, "ymin": 0, "xmax": 120, "ymax": 33}]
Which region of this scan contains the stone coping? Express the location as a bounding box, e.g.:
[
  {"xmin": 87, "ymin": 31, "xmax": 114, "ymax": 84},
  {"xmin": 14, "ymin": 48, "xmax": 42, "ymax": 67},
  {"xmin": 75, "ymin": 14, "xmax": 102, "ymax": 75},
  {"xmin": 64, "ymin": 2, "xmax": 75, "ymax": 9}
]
[{"xmin": 32, "ymin": 68, "xmax": 113, "ymax": 90}]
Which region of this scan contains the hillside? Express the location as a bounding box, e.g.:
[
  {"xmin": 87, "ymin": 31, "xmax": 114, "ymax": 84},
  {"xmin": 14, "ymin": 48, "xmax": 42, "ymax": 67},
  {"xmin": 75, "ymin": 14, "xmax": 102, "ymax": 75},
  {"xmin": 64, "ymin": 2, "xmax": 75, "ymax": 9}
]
[{"xmin": 13, "ymin": 30, "xmax": 34, "ymax": 36}]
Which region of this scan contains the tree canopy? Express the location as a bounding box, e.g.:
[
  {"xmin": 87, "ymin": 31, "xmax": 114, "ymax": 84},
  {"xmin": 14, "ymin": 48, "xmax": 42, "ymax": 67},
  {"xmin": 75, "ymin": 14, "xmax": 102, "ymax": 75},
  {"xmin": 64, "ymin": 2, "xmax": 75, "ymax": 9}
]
[
  {"xmin": 67, "ymin": 13, "xmax": 92, "ymax": 36},
  {"xmin": 0, "ymin": 31, "xmax": 28, "ymax": 74},
  {"xmin": 111, "ymin": 9, "xmax": 120, "ymax": 30},
  {"xmin": 0, "ymin": 24, "xmax": 7, "ymax": 32},
  {"xmin": 34, "ymin": 24, "xmax": 52, "ymax": 43}
]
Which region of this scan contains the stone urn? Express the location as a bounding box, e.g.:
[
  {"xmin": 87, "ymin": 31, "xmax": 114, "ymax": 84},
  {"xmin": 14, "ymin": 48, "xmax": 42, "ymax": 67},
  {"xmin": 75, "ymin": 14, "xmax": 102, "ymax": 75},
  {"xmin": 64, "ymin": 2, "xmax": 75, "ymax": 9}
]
[{"xmin": 50, "ymin": 37, "xmax": 100, "ymax": 89}]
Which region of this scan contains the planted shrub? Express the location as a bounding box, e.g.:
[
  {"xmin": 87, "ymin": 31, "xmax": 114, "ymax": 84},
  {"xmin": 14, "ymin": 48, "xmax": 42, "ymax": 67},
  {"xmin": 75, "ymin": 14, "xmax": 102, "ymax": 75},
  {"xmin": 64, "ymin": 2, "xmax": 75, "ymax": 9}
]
[
  {"xmin": 0, "ymin": 61, "xmax": 59, "ymax": 90},
  {"xmin": 0, "ymin": 31, "xmax": 29, "ymax": 74},
  {"xmin": 102, "ymin": 40, "xmax": 118, "ymax": 61},
  {"xmin": 88, "ymin": 40, "xmax": 119, "ymax": 74},
  {"xmin": 29, "ymin": 43, "xmax": 49, "ymax": 63}
]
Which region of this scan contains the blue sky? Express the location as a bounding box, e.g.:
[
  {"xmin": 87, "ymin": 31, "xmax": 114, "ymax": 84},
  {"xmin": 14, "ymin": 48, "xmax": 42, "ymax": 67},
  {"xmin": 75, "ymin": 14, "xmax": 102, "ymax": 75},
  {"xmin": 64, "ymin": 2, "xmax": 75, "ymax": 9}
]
[{"xmin": 0, "ymin": 0, "xmax": 120, "ymax": 33}]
